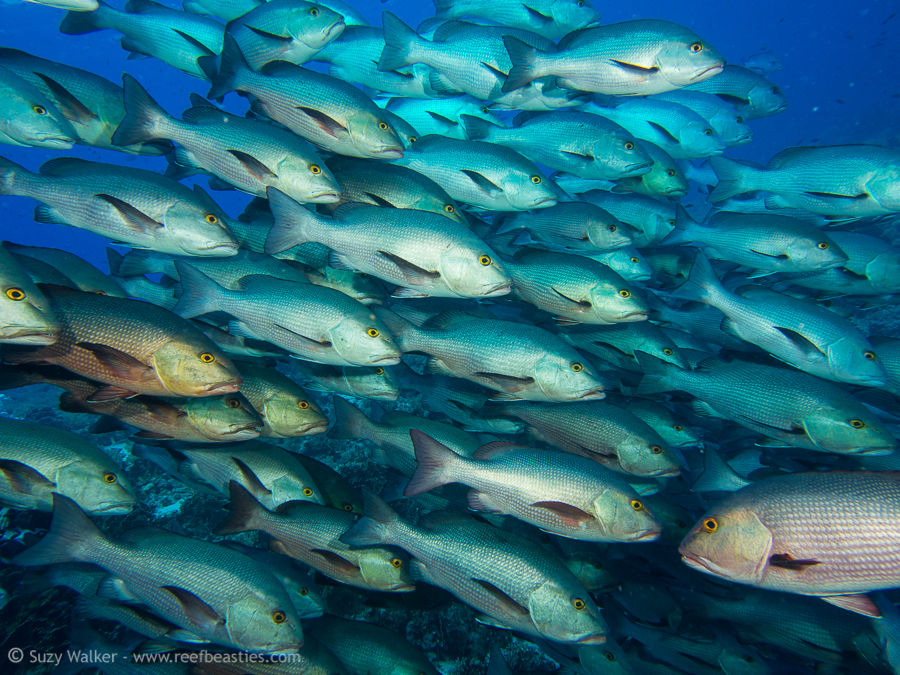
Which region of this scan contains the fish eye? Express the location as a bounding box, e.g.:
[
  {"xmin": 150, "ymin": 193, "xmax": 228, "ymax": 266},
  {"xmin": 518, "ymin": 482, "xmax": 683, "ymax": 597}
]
[
  {"xmin": 605, "ymin": 652, "xmax": 616, "ymax": 662},
  {"xmin": 666, "ymin": 169, "xmax": 676, "ymax": 177},
  {"xmin": 96, "ymin": 291, "xmax": 107, "ymax": 295},
  {"xmin": 309, "ymin": 6, "xmax": 319, "ymax": 15},
  {"xmin": 864, "ymin": 351, "xmax": 876, "ymax": 361},
  {"xmin": 703, "ymin": 517, "xmax": 718, "ymax": 532},
  {"xmin": 32, "ymin": 104, "xmax": 47, "ymax": 115},
  {"xmin": 310, "ymin": 164, "xmax": 322, "ymax": 174},
  {"xmin": 303, "ymin": 487, "xmax": 314, "ymax": 496},
  {"xmin": 630, "ymin": 257, "xmax": 639, "ymax": 263},
  {"xmin": 592, "ymin": 562, "xmax": 603, "ymax": 569},
  {"xmin": 227, "ymin": 398, "xmax": 241, "ymax": 409},
  {"xmin": 744, "ymin": 657, "xmax": 755, "ymax": 664},
  {"xmin": 674, "ymin": 424, "xmax": 683, "ymax": 432},
  {"xmin": 391, "ymin": 558, "xmax": 403, "ymax": 568},
  {"xmin": 199, "ymin": 353, "xmax": 216, "ymax": 363},
  {"xmin": 445, "ymin": 204, "xmax": 455, "ymax": 213},
  {"xmin": 690, "ymin": 42, "xmax": 703, "ymax": 52},
  {"xmin": 378, "ymin": 121, "xmax": 389, "ymax": 130},
  {"xmin": 577, "ymin": 0, "xmax": 586, "ymax": 5},
  {"xmin": 817, "ymin": 242, "xmax": 829, "ymax": 249},
  {"xmin": 772, "ymin": 86, "xmax": 781, "ymax": 94},
  {"xmin": 650, "ymin": 445, "xmax": 663, "ymax": 454},
  {"xmin": 573, "ymin": 598, "xmax": 586, "ymax": 610},
  {"xmin": 205, "ymin": 214, "xmax": 219, "ymax": 224},
  {"xmin": 619, "ymin": 289, "xmax": 631, "ymax": 298},
  {"xmin": 298, "ymin": 400, "xmax": 310, "ymax": 409},
  {"xmin": 663, "ymin": 348, "xmax": 674, "ymax": 356},
  {"xmin": 631, "ymin": 499, "xmax": 644, "ymax": 511},
  {"xmin": 359, "ymin": 273, "xmax": 368, "ymax": 278},
  {"xmin": 272, "ymin": 611, "xmax": 287, "ymax": 624},
  {"xmin": 624, "ymin": 141, "xmax": 635, "ymax": 150},
  {"xmin": 676, "ymin": 520, "xmax": 687, "ymax": 528},
  {"xmin": 103, "ymin": 473, "xmax": 117, "ymax": 484},
  {"xmin": 367, "ymin": 328, "xmax": 380, "ymax": 337},
  {"xmin": 374, "ymin": 367, "xmax": 385, "ymax": 375},
  {"xmin": 5, "ymin": 288, "xmax": 26, "ymax": 301},
  {"xmin": 571, "ymin": 362, "xmax": 584, "ymax": 372},
  {"xmin": 343, "ymin": 503, "xmax": 354, "ymax": 511},
  {"xmin": 530, "ymin": 175, "xmax": 542, "ymax": 184},
  {"xmin": 736, "ymin": 116, "xmax": 744, "ymax": 123},
  {"xmin": 408, "ymin": 136, "xmax": 417, "ymax": 143},
  {"xmin": 850, "ymin": 419, "xmax": 866, "ymax": 429},
  {"xmin": 704, "ymin": 128, "xmax": 713, "ymax": 136},
  {"xmin": 480, "ymin": 106, "xmax": 490, "ymax": 113},
  {"xmin": 479, "ymin": 254, "xmax": 492, "ymax": 266},
  {"xmin": 608, "ymin": 224, "xmax": 617, "ymax": 232},
  {"xmin": 299, "ymin": 587, "xmax": 309, "ymax": 596}
]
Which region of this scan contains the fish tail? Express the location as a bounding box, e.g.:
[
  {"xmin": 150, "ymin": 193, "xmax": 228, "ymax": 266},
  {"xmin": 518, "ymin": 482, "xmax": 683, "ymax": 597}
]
[
  {"xmin": 116, "ymin": 249, "xmax": 168, "ymax": 277},
  {"xmin": 692, "ymin": 446, "xmax": 752, "ymax": 493},
  {"xmin": 708, "ymin": 156, "xmax": 756, "ymax": 202},
  {"xmin": 339, "ymin": 487, "xmax": 401, "ymax": 547},
  {"xmin": 327, "ymin": 395, "xmax": 372, "ymax": 440},
  {"xmin": 206, "ymin": 33, "xmax": 248, "ymax": 101},
  {"xmin": 105, "ymin": 247, "xmax": 124, "ymax": 276},
  {"xmin": 670, "ymin": 252, "xmax": 722, "ymax": 305},
  {"xmin": 265, "ymin": 188, "xmax": 321, "ymax": 254},
  {"xmin": 59, "ymin": 0, "xmax": 112, "ymax": 34},
  {"xmin": 0, "ymin": 154, "xmax": 32, "ymax": 195},
  {"xmin": 502, "ymin": 35, "xmax": 548, "ymax": 93},
  {"xmin": 212, "ymin": 481, "xmax": 266, "ymax": 535},
  {"xmin": 171, "ymin": 260, "xmax": 224, "ymax": 319},
  {"xmin": 634, "ymin": 350, "xmax": 678, "ymax": 396},
  {"xmin": 12, "ymin": 494, "xmax": 105, "ymax": 567},
  {"xmin": 460, "ymin": 115, "xmax": 497, "ymax": 142},
  {"xmin": 112, "ymin": 74, "xmax": 173, "ymax": 147},
  {"xmin": 431, "ymin": 0, "xmax": 454, "ymax": 16},
  {"xmin": 371, "ymin": 307, "xmax": 420, "ymax": 352},
  {"xmin": 659, "ymin": 204, "xmax": 698, "ymax": 246},
  {"xmin": 378, "ymin": 11, "xmax": 426, "ymax": 71},
  {"xmin": 404, "ymin": 429, "xmax": 461, "ymax": 497}
]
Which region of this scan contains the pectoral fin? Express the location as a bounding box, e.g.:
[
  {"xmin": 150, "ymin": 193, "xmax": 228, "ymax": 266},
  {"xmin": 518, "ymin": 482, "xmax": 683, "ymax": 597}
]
[
  {"xmin": 0, "ymin": 459, "xmax": 55, "ymax": 494},
  {"xmin": 297, "ymin": 107, "xmax": 348, "ymax": 138},
  {"xmin": 768, "ymin": 553, "xmax": 822, "ymax": 571},
  {"xmin": 96, "ymin": 194, "xmax": 163, "ymax": 234},
  {"xmin": 88, "ymin": 385, "xmax": 140, "ymax": 402},
  {"xmin": 426, "ymin": 111, "xmax": 457, "ymax": 126},
  {"xmin": 523, "ymin": 4, "xmax": 552, "ymax": 23},
  {"xmin": 461, "ymin": 169, "xmax": 503, "ymax": 196},
  {"xmin": 473, "ymin": 372, "xmax": 535, "ymax": 391},
  {"xmin": 609, "ymin": 59, "xmax": 659, "ymax": 75},
  {"xmin": 820, "ymin": 594, "xmax": 881, "ymax": 618},
  {"xmin": 227, "ymin": 149, "xmax": 277, "ymax": 181},
  {"xmin": 245, "ymin": 24, "xmax": 292, "ymax": 43},
  {"xmin": 77, "ymin": 342, "xmax": 151, "ymax": 381},
  {"xmin": 161, "ymin": 585, "xmax": 225, "ymax": 630},
  {"xmin": 34, "ymin": 72, "xmax": 96, "ymax": 124},
  {"xmin": 774, "ymin": 327, "xmax": 827, "ymax": 357},
  {"xmin": 551, "ymin": 286, "xmax": 591, "ymax": 309},
  {"xmin": 805, "ymin": 191, "xmax": 869, "ymax": 202},
  {"xmin": 310, "ymin": 549, "xmax": 360, "ymax": 575},
  {"xmin": 647, "ymin": 121, "xmax": 680, "ymax": 145},
  {"xmin": 532, "ymin": 501, "xmax": 595, "ymax": 526},
  {"xmin": 231, "ymin": 456, "xmax": 272, "ymax": 497},
  {"xmin": 471, "ymin": 579, "xmax": 530, "ymax": 617},
  {"xmin": 377, "ymin": 250, "xmax": 440, "ymax": 285}
]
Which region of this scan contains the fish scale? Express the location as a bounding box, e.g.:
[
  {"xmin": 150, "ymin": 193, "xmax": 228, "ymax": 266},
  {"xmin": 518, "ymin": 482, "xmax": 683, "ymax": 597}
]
[
  {"xmin": 684, "ymin": 64, "xmax": 788, "ymax": 118},
  {"xmin": 433, "ymin": 0, "xmax": 600, "ymax": 40},
  {"xmin": 234, "ymin": 361, "xmax": 328, "ymax": 437},
  {"xmin": 580, "ymin": 189, "xmax": 676, "ymax": 247},
  {"xmin": 4, "ymin": 285, "xmax": 240, "ymax": 398}
]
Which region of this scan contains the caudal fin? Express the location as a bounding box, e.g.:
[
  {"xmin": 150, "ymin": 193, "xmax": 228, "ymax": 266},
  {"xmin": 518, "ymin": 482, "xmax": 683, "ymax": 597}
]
[
  {"xmin": 59, "ymin": 1, "xmax": 111, "ymax": 34},
  {"xmin": 327, "ymin": 396, "xmax": 372, "ymax": 441},
  {"xmin": 0, "ymin": 155, "xmax": 31, "ymax": 195},
  {"xmin": 378, "ymin": 11, "xmax": 424, "ymax": 72},
  {"xmin": 12, "ymin": 494, "xmax": 105, "ymax": 567},
  {"xmin": 339, "ymin": 487, "xmax": 401, "ymax": 547},
  {"xmin": 170, "ymin": 260, "xmax": 224, "ymax": 319},
  {"xmin": 404, "ymin": 429, "xmax": 461, "ymax": 497},
  {"xmin": 634, "ymin": 350, "xmax": 678, "ymax": 396},
  {"xmin": 264, "ymin": 188, "xmax": 321, "ymax": 254},
  {"xmin": 670, "ymin": 252, "xmax": 723, "ymax": 305},
  {"xmin": 460, "ymin": 115, "xmax": 498, "ymax": 142},
  {"xmin": 707, "ymin": 156, "xmax": 755, "ymax": 203},
  {"xmin": 112, "ymin": 74, "xmax": 172, "ymax": 147},
  {"xmin": 502, "ymin": 36, "xmax": 546, "ymax": 92},
  {"xmin": 692, "ymin": 446, "xmax": 752, "ymax": 493},
  {"xmin": 211, "ymin": 481, "xmax": 267, "ymax": 535},
  {"xmin": 207, "ymin": 34, "xmax": 248, "ymax": 102},
  {"xmin": 659, "ymin": 204, "xmax": 699, "ymax": 246}
]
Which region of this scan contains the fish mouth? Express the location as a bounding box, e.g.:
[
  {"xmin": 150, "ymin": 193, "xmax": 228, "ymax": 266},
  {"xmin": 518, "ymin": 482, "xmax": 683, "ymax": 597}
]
[
  {"xmin": 357, "ymin": 295, "xmax": 385, "ymax": 304},
  {"xmin": 93, "ymin": 502, "xmax": 134, "ymax": 515},
  {"xmin": 263, "ymin": 644, "xmax": 303, "ymax": 655},
  {"xmin": 374, "ymin": 147, "xmax": 404, "ymax": 159},
  {"xmin": 690, "ymin": 64, "xmax": 725, "ymax": 81},
  {"xmin": 308, "ymin": 191, "xmax": 341, "ymax": 203},
  {"xmin": 227, "ymin": 423, "xmax": 264, "ymax": 435},
  {"xmin": 369, "ymin": 355, "xmax": 402, "ymax": 365},
  {"xmin": 199, "ymin": 243, "xmax": 239, "ymax": 254},
  {"xmin": 623, "ymin": 160, "xmax": 654, "ymax": 174},
  {"xmin": 620, "ymin": 311, "xmax": 649, "ymax": 320},
  {"xmin": 0, "ymin": 328, "xmax": 60, "ymax": 344},
  {"xmin": 531, "ymin": 196, "xmax": 557, "ymax": 208},
  {"xmin": 631, "ymin": 527, "xmax": 663, "ymax": 542},
  {"xmin": 325, "ymin": 19, "xmax": 345, "ymax": 37},
  {"xmin": 665, "ymin": 187, "xmax": 690, "ymax": 196},
  {"xmin": 33, "ymin": 136, "xmax": 76, "ymax": 149},
  {"xmin": 203, "ymin": 381, "xmax": 242, "ymax": 395},
  {"xmin": 573, "ymin": 387, "xmax": 606, "ymax": 401},
  {"xmin": 681, "ymin": 553, "xmax": 717, "ymax": 575},
  {"xmin": 481, "ymin": 282, "xmax": 512, "ymax": 297},
  {"xmin": 296, "ymin": 422, "xmax": 328, "ymax": 436},
  {"xmin": 391, "ymin": 583, "xmax": 416, "ymax": 592},
  {"xmin": 854, "ymin": 445, "xmax": 897, "ymax": 456},
  {"xmin": 648, "ymin": 467, "xmax": 681, "ymax": 478},
  {"xmin": 732, "ymin": 133, "xmax": 754, "ymax": 145},
  {"xmin": 770, "ymin": 102, "xmax": 789, "ymax": 113},
  {"xmin": 575, "ymin": 634, "xmax": 607, "ymax": 645}
]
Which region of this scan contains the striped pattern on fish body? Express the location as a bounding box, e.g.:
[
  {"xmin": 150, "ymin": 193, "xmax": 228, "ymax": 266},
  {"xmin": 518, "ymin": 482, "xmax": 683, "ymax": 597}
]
[
  {"xmin": 234, "ymin": 361, "xmax": 328, "ymax": 437},
  {"xmin": 322, "ymin": 156, "xmax": 465, "ymax": 224},
  {"xmin": 342, "ymin": 496, "xmax": 607, "ymax": 643},
  {"xmin": 227, "ymin": 0, "xmax": 345, "ymax": 71},
  {"xmin": 681, "ymin": 472, "xmax": 900, "ymax": 600},
  {"xmin": 0, "ymin": 416, "xmax": 134, "ymax": 514},
  {"xmin": 60, "ymin": 0, "xmax": 225, "ymax": 81},
  {"xmin": 209, "ymin": 36, "xmax": 404, "ymax": 159},
  {"xmin": 493, "ymin": 400, "xmax": 680, "ymax": 477},
  {"xmin": 0, "ymin": 47, "xmax": 167, "ymax": 155},
  {"xmin": 503, "ymin": 248, "xmax": 648, "ymax": 325},
  {"xmin": 173, "ymin": 264, "xmax": 401, "ymax": 367},
  {"xmin": 0, "ymin": 156, "xmax": 239, "ymax": 257},
  {"xmin": 378, "ymin": 309, "xmax": 606, "ymax": 402},
  {"xmin": 406, "ymin": 433, "xmax": 663, "ymax": 542},
  {"xmin": 465, "ymin": 111, "xmax": 652, "ymax": 180},
  {"xmin": 214, "ymin": 484, "xmax": 415, "ymax": 592},
  {"xmin": 635, "ymin": 354, "xmax": 896, "ymax": 455},
  {"xmin": 390, "ymin": 134, "xmax": 559, "ymax": 211},
  {"xmin": 4, "ymin": 285, "xmax": 241, "ymax": 399}
]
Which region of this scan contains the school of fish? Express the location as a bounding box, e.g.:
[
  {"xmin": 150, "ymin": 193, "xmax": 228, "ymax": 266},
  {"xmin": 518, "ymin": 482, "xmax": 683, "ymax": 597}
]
[{"xmin": 0, "ymin": 0, "xmax": 899, "ymax": 673}]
